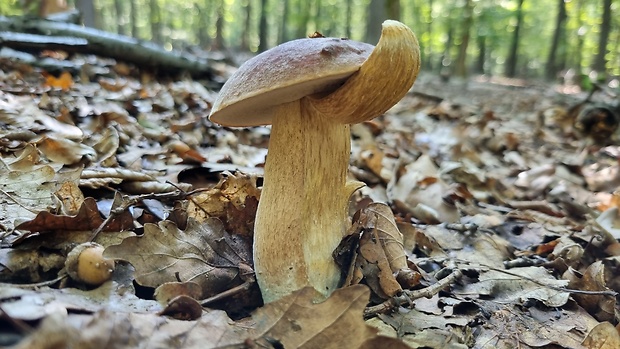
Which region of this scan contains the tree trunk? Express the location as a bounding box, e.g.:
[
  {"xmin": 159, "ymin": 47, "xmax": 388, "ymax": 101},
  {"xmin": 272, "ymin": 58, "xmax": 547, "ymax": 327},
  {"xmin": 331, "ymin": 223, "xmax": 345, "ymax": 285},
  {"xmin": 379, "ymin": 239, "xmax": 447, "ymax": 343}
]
[
  {"xmin": 545, "ymin": 0, "xmax": 567, "ymax": 80},
  {"xmin": 591, "ymin": 0, "xmax": 612, "ymax": 74},
  {"xmin": 241, "ymin": 0, "xmax": 252, "ymax": 50},
  {"xmin": 278, "ymin": 0, "xmax": 289, "ymax": 44},
  {"xmin": 365, "ymin": 0, "xmax": 386, "ymax": 44},
  {"xmin": 213, "ymin": 0, "xmax": 225, "ymax": 51},
  {"xmin": 295, "ymin": 0, "xmax": 311, "ymax": 38},
  {"xmin": 425, "ymin": 0, "xmax": 433, "ymax": 70},
  {"xmin": 150, "ymin": 0, "xmax": 161, "ymax": 44},
  {"xmin": 474, "ymin": 34, "xmax": 486, "ymax": 74},
  {"xmin": 113, "ymin": 0, "xmax": 125, "ymax": 35},
  {"xmin": 386, "ymin": 0, "xmax": 400, "ymax": 20},
  {"xmin": 130, "ymin": 0, "xmax": 138, "ymax": 38},
  {"xmin": 196, "ymin": 1, "xmax": 210, "ymax": 47},
  {"xmin": 75, "ymin": 0, "xmax": 95, "ymax": 28},
  {"xmin": 345, "ymin": 0, "xmax": 352, "ymax": 38},
  {"xmin": 505, "ymin": 0, "xmax": 525, "ymax": 77},
  {"xmin": 454, "ymin": 0, "xmax": 473, "ymax": 78},
  {"xmin": 258, "ymin": 0, "xmax": 268, "ymax": 51}
]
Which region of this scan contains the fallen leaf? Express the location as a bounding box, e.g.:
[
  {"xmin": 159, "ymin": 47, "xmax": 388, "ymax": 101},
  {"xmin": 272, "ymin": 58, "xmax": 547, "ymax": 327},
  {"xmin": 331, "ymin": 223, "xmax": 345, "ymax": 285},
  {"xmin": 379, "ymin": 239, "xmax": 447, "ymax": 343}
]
[
  {"xmin": 104, "ymin": 218, "xmax": 251, "ymax": 299},
  {"xmin": 252, "ymin": 285, "xmax": 377, "ymax": 349}
]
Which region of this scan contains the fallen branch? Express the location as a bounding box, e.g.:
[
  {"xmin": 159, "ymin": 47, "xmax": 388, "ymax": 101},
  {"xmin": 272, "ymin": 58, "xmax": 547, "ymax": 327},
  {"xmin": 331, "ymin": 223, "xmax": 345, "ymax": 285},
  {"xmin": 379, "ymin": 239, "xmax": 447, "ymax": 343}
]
[{"xmin": 0, "ymin": 15, "xmax": 217, "ymax": 78}]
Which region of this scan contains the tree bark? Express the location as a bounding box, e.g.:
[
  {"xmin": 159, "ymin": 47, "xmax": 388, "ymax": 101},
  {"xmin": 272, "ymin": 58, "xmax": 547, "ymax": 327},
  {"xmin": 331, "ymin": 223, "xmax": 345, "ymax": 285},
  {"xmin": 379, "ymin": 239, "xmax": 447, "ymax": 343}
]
[
  {"xmin": 545, "ymin": 0, "xmax": 567, "ymax": 80},
  {"xmin": 130, "ymin": 0, "xmax": 138, "ymax": 38},
  {"xmin": 258, "ymin": 0, "xmax": 268, "ymax": 51},
  {"xmin": 114, "ymin": 0, "xmax": 126, "ymax": 35},
  {"xmin": 149, "ymin": 0, "xmax": 162, "ymax": 44},
  {"xmin": 591, "ymin": 0, "xmax": 612, "ymax": 74},
  {"xmin": 212, "ymin": 0, "xmax": 225, "ymax": 51},
  {"xmin": 505, "ymin": 0, "xmax": 525, "ymax": 77},
  {"xmin": 241, "ymin": 0, "xmax": 252, "ymax": 50},
  {"xmin": 278, "ymin": 0, "xmax": 289, "ymax": 44},
  {"xmin": 75, "ymin": 0, "xmax": 95, "ymax": 28},
  {"xmin": 365, "ymin": 0, "xmax": 386, "ymax": 44},
  {"xmin": 454, "ymin": 0, "xmax": 473, "ymax": 78}
]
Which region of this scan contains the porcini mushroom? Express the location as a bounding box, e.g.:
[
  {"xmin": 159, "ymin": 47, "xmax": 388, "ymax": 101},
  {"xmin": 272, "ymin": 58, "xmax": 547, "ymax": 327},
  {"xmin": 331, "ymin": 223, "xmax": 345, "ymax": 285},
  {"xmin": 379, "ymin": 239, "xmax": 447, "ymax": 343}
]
[{"xmin": 209, "ymin": 20, "xmax": 420, "ymax": 303}]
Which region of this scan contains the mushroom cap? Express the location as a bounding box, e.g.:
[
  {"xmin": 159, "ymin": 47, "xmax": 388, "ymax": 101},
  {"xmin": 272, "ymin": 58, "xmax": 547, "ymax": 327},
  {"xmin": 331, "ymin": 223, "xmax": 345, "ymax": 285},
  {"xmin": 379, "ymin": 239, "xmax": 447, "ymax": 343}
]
[{"xmin": 209, "ymin": 37, "xmax": 374, "ymax": 127}]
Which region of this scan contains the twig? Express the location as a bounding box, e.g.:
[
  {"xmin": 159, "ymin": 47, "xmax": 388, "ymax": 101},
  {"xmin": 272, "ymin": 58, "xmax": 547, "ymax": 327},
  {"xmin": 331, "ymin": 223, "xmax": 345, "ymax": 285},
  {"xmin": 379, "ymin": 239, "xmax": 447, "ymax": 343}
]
[
  {"xmin": 0, "ymin": 274, "xmax": 67, "ymax": 289},
  {"xmin": 364, "ymin": 268, "xmax": 463, "ymax": 318},
  {"xmin": 199, "ymin": 280, "xmax": 254, "ymax": 307}
]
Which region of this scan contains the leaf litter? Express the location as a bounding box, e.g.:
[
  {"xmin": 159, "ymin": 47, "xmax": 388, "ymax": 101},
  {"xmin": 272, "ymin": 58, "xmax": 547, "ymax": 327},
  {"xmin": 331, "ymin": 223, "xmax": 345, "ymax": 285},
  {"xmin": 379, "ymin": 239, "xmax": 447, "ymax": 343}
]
[{"xmin": 1, "ymin": 55, "xmax": 620, "ymax": 349}]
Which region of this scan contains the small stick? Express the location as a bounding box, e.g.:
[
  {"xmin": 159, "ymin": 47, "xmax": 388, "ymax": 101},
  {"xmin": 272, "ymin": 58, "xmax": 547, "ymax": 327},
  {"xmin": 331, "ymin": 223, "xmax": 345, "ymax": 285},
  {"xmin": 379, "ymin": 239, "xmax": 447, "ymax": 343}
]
[{"xmin": 364, "ymin": 268, "xmax": 463, "ymax": 318}]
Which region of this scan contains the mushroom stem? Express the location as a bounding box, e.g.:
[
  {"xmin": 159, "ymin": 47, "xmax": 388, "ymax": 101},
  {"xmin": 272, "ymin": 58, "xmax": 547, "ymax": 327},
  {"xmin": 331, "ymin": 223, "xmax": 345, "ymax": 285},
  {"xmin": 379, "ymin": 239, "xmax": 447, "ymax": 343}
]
[{"xmin": 254, "ymin": 99, "xmax": 360, "ymax": 303}]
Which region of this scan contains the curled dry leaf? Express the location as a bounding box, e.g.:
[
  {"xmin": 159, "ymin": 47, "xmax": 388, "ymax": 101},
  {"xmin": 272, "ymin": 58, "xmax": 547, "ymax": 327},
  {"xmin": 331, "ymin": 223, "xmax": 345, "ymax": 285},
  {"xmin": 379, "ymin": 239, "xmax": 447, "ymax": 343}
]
[
  {"xmin": 36, "ymin": 135, "xmax": 97, "ymax": 165},
  {"xmin": 339, "ymin": 203, "xmax": 420, "ymax": 299},
  {"xmin": 158, "ymin": 295, "xmax": 204, "ymax": 321},
  {"xmin": 154, "ymin": 281, "xmax": 203, "ymax": 305}
]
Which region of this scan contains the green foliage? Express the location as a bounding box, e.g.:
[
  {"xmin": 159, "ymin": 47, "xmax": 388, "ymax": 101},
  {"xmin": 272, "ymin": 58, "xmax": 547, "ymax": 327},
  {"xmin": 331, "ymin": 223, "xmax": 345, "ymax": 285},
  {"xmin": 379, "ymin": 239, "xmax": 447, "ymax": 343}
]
[
  {"xmin": 0, "ymin": 0, "xmax": 24, "ymax": 16},
  {"xmin": 10, "ymin": 0, "xmax": 618, "ymax": 80}
]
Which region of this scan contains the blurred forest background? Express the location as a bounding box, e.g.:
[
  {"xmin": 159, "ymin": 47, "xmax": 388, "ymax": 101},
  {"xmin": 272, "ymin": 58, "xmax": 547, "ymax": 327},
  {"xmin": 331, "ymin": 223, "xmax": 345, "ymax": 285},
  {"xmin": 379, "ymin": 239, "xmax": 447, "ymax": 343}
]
[{"xmin": 1, "ymin": 0, "xmax": 619, "ymax": 86}]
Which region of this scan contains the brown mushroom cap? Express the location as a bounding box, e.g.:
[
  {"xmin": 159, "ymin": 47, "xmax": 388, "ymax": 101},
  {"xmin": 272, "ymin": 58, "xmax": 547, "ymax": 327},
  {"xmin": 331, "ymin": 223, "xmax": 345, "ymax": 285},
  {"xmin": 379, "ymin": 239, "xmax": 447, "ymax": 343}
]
[{"xmin": 209, "ymin": 37, "xmax": 374, "ymax": 127}]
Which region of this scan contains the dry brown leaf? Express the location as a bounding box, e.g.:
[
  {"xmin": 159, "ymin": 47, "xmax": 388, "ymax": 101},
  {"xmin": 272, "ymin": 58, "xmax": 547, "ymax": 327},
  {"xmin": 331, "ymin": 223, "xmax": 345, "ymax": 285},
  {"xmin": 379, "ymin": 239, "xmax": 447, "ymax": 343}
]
[
  {"xmin": 14, "ymin": 197, "xmax": 133, "ymax": 238},
  {"xmin": 187, "ymin": 172, "xmax": 260, "ymax": 239},
  {"xmin": 36, "ymin": 135, "xmax": 97, "ymax": 165},
  {"xmin": 387, "ymin": 155, "xmax": 459, "ymax": 223},
  {"xmin": 457, "ymin": 267, "xmax": 570, "ymax": 307},
  {"xmin": 154, "ymin": 281, "xmax": 203, "ymax": 305},
  {"xmin": 14, "ymin": 308, "xmax": 250, "ymax": 349},
  {"xmin": 42, "ymin": 71, "xmax": 73, "ymax": 91},
  {"xmin": 104, "ymin": 218, "xmax": 251, "ymax": 299},
  {"xmin": 252, "ymin": 285, "xmax": 377, "ymax": 349},
  {"xmin": 567, "ymin": 261, "xmax": 616, "ymax": 322},
  {"xmin": 582, "ymin": 322, "xmax": 620, "ymax": 349},
  {"xmin": 340, "ymin": 203, "xmax": 420, "ymax": 299}
]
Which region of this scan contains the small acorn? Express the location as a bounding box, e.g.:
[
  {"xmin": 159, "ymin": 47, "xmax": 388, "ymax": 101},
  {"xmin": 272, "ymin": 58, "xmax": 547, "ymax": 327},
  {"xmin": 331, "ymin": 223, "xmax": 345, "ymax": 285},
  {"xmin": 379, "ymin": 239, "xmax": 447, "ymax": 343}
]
[{"xmin": 65, "ymin": 242, "xmax": 115, "ymax": 286}]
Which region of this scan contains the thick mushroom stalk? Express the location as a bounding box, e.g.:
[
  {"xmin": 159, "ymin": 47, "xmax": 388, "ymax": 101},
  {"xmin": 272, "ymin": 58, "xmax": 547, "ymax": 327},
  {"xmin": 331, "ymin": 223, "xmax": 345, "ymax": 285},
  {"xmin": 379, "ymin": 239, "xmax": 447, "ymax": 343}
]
[{"xmin": 254, "ymin": 20, "xmax": 420, "ymax": 302}]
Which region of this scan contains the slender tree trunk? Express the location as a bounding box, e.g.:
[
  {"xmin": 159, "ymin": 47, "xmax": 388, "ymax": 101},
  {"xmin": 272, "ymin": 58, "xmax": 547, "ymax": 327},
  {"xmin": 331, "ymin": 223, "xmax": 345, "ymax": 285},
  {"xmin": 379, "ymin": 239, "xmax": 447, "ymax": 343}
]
[
  {"xmin": 75, "ymin": 0, "xmax": 96, "ymax": 28},
  {"xmin": 278, "ymin": 0, "xmax": 289, "ymax": 43},
  {"xmin": 505, "ymin": 0, "xmax": 525, "ymax": 77},
  {"xmin": 345, "ymin": 0, "xmax": 352, "ymax": 38},
  {"xmin": 592, "ymin": 0, "xmax": 612, "ymax": 74},
  {"xmin": 475, "ymin": 34, "xmax": 486, "ymax": 74},
  {"xmin": 386, "ymin": 0, "xmax": 400, "ymax": 20},
  {"xmin": 425, "ymin": 0, "xmax": 433, "ymax": 70},
  {"xmin": 130, "ymin": 0, "xmax": 137, "ymax": 38},
  {"xmin": 365, "ymin": 0, "xmax": 387, "ymax": 43},
  {"xmin": 455, "ymin": 0, "xmax": 473, "ymax": 77},
  {"xmin": 545, "ymin": 0, "xmax": 567, "ymax": 80},
  {"xmin": 114, "ymin": 0, "xmax": 125, "ymax": 35},
  {"xmin": 241, "ymin": 0, "xmax": 252, "ymax": 50},
  {"xmin": 149, "ymin": 0, "xmax": 162, "ymax": 43},
  {"xmin": 196, "ymin": 2, "xmax": 210, "ymax": 47},
  {"xmin": 213, "ymin": 0, "xmax": 225, "ymax": 50},
  {"xmin": 295, "ymin": 0, "xmax": 311, "ymax": 38},
  {"xmin": 258, "ymin": 0, "xmax": 268, "ymax": 51},
  {"xmin": 573, "ymin": 0, "xmax": 584, "ymax": 75}
]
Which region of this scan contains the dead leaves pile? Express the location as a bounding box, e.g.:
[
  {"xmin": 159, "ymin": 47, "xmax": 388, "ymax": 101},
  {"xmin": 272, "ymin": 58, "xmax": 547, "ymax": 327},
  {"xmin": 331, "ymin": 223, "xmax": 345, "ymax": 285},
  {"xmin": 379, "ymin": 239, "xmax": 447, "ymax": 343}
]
[{"xmin": 1, "ymin": 55, "xmax": 620, "ymax": 349}]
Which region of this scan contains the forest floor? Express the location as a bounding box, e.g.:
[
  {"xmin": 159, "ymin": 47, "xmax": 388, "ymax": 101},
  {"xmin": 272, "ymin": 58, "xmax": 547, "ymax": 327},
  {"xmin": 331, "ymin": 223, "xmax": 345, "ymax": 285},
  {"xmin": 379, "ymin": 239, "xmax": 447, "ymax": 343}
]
[{"xmin": 0, "ymin": 52, "xmax": 619, "ymax": 349}]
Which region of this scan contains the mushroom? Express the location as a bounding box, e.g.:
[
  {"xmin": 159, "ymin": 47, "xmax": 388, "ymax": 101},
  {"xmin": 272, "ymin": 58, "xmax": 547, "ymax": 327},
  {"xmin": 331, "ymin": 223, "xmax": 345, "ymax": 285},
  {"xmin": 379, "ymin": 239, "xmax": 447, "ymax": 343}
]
[{"xmin": 209, "ymin": 20, "xmax": 420, "ymax": 303}]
